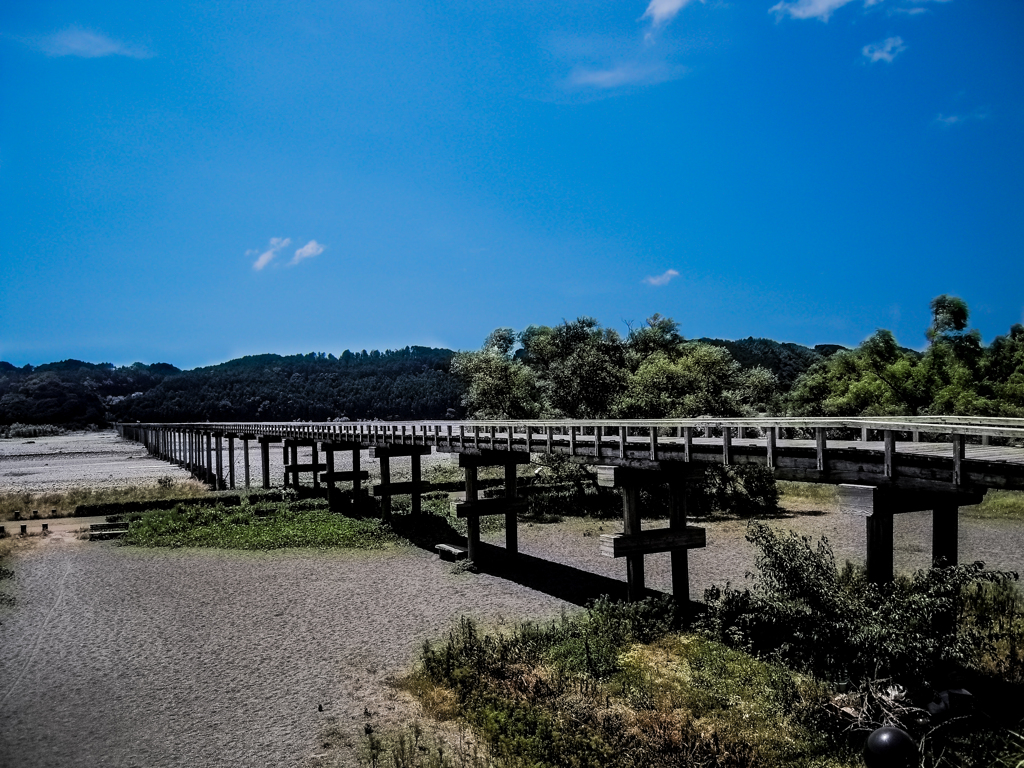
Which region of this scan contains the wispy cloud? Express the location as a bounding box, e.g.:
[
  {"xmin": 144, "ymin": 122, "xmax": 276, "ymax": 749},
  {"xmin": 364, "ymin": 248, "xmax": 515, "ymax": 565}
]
[
  {"xmin": 35, "ymin": 27, "xmax": 153, "ymax": 59},
  {"xmin": 769, "ymin": 0, "xmax": 859, "ymax": 22},
  {"xmin": 249, "ymin": 238, "xmax": 291, "ymax": 271},
  {"xmin": 568, "ymin": 61, "xmax": 687, "ymax": 90},
  {"xmin": 934, "ymin": 108, "xmax": 989, "ymax": 127},
  {"xmin": 290, "ymin": 240, "xmax": 325, "ymax": 265},
  {"xmin": 643, "ymin": 269, "xmax": 680, "ymax": 287},
  {"xmin": 863, "ymin": 36, "xmax": 906, "ymax": 63},
  {"xmin": 642, "ymin": 0, "xmax": 701, "ymax": 27},
  {"xmin": 771, "ymin": 0, "xmax": 949, "ymax": 22}
]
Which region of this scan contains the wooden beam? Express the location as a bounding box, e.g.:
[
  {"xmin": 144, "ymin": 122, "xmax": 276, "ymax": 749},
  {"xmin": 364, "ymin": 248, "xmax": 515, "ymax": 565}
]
[
  {"xmin": 458, "ymin": 451, "xmax": 532, "ymax": 468},
  {"xmin": 595, "ymin": 463, "xmax": 704, "ymax": 488},
  {"xmin": 369, "ymin": 445, "xmax": 432, "ymax": 459},
  {"xmin": 285, "ymin": 463, "xmax": 327, "ymax": 475},
  {"xmin": 453, "ymin": 498, "xmax": 528, "ymax": 517},
  {"xmin": 320, "ymin": 470, "xmax": 370, "ymax": 483},
  {"xmin": 600, "ymin": 527, "xmax": 706, "ymax": 557},
  {"xmin": 373, "ymin": 480, "xmax": 426, "ymax": 496}
]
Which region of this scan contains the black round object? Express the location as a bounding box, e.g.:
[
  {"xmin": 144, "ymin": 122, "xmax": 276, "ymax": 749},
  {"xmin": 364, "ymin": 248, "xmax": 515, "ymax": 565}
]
[{"xmin": 863, "ymin": 726, "xmax": 917, "ymax": 768}]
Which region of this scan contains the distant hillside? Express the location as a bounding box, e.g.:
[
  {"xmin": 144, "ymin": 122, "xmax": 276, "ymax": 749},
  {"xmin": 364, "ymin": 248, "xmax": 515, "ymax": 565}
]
[
  {"xmin": 694, "ymin": 337, "xmax": 845, "ymax": 390},
  {"xmin": 0, "ymin": 348, "xmax": 463, "ymax": 427}
]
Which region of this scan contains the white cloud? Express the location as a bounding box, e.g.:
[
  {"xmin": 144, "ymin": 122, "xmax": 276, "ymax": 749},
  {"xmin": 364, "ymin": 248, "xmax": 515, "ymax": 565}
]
[
  {"xmin": 642, "ymin": 0, "xmax": 700, "ymax": 27},
  {"xmin": 769, "ymin": 0, "xmax": 858, "ymax": 21},
  {"xmin": 862, "ymin": 36, "xmax": 906, "ymax": 63},
  {"xmin": 567, "ymin": 61, "xmax": 687, "ymax": 90},
  {"xmin": 250, "ymin": 237, "xmax": 291, "ymax": 271},
  {"xmin": 643, "ymin": 269, "xmax": 680, "ymax": 287},
  {"xmin": 290, "ymin": 240, "xmax": 325, "ymax": 265},
  {"xmin": 36, "ymin": 28, "xmax": 153, "ymax": 59}
]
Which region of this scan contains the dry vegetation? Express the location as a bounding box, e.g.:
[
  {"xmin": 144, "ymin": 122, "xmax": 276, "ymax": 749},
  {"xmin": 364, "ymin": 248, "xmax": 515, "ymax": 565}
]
[{"xmin": 0, "ymin": 477, "xmax": 210, "ymax": 521}]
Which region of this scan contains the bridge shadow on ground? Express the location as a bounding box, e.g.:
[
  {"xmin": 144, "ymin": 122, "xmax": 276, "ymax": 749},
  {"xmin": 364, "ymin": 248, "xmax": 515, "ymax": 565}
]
[{"xmin": 387, "ymin": 511, "xmax": 702, "ymax": 612}]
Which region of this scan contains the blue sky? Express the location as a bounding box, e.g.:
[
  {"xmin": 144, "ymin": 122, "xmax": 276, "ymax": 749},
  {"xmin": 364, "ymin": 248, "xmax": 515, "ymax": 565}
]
[{"xmin": 1, "ymin": 0, "xmax": 1022, "ymax": 368}]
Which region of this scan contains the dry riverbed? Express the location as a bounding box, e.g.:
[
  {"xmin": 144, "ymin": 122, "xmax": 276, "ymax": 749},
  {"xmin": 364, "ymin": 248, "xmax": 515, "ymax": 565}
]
[{"xmin": 1, "ymin": 431, "xmax": 1022, "ymax": 767}]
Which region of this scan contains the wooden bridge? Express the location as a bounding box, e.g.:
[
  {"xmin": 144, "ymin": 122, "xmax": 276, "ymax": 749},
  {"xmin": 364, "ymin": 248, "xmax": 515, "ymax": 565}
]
[{"xmin": 116, "ymin": 417, "xmax": 1024, "ymax": 603}]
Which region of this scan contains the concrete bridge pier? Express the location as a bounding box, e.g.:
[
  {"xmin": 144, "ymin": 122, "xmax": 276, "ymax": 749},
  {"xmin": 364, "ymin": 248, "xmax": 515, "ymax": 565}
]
[{"xmin": 838, "ymin": 484, "xmax": 986, "ymax": 583}]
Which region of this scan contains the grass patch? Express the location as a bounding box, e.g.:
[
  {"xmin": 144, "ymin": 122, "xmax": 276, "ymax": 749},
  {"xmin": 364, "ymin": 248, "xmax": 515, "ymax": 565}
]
[
  {"xmin": 777, "ymin": 481, "xmax": 839, "ymax": 507},
  {"xmin": 0, "ymin": 477, "xmax": 211, "ymax": 521},
  {"xmin": 396, "ymin": 599, "xmax": 855, "ymax": 768},
  {"xmin": 963, "ymin": 489, "xmax": 1024, "ymax": 520},
  {"xmin": 123, "ymin": 499, "xmax": 399, "ymax": 550}
]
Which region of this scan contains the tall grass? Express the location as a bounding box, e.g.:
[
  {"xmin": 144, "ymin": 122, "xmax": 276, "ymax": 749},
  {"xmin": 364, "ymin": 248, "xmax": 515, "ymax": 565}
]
[
  {"xmin": 395, "ymin": 598, "xmax": 855, "ymax": 768},
  {"xmin": 0, "ymin": 478, "xmax": 211, "ymax": 521}
]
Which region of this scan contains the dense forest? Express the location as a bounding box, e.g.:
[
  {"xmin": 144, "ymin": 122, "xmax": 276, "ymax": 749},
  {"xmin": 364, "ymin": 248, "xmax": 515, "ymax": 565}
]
[
  {"xmin": 4, "ymin": 295, "xmax": 1021, "ymax": 427},
  {"xmin": 0, "ymin": 347, "xmax": 463, "ymax": 426}
]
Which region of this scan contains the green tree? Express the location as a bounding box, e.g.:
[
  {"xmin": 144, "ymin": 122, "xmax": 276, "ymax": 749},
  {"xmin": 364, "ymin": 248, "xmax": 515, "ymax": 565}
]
[
  {"xmin": 614, "ymin": 344, "xmax": 777, "ymax": 418},
  {"xmin": 450, "ymin": 330, "xmax": 544, "ymax": 419}
]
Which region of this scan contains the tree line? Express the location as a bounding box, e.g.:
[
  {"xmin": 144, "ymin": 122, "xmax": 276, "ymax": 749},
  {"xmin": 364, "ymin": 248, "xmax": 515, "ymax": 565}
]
[
  {"xmin": 3, "ymin": 295, "xmax": 1020, "ymax": 428},
  {"xmin": 0, "ymin": 347, "xmax": 463, "ymax": 426},
  {"xmin": 450, "ymin": 296, "xmax": 1024, "ymax": 420}
]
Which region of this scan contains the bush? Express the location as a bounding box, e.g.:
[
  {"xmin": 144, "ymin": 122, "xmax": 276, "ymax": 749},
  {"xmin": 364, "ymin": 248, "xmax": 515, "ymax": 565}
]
[
  {"xmin": 410, "ymin": 597, "xmax": 854, "ymax": 768},
  {"xmin": 702, "ymin": 521, "xmax": 1022, "ymax": 687}
]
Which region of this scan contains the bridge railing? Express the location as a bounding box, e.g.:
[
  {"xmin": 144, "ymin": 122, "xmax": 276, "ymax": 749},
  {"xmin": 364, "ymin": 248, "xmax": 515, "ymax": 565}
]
[{"xmin": 117, "ymin": 417, "xmax": 1024, "ymax": 441}]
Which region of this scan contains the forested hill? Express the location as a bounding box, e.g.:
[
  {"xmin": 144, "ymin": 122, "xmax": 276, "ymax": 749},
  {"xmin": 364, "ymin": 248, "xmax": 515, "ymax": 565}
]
[
  {"xmin": 0, "ymin": 347, "xmax": 464, "ymax": 427},
  {"xmin": 694, "ymin": 337, "xmax": 845, "ymax": 390}
]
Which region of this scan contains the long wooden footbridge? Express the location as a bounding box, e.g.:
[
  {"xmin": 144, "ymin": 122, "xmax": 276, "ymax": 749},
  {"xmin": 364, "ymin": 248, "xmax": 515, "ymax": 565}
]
[{"xmin": 117, "ymin": 417, "xmax": 1024, "ymax": 602}]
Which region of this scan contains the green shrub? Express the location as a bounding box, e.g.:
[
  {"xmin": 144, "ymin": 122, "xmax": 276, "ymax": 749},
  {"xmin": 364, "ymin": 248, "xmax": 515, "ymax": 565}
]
[{"xmin": 123, "ymin": 501, "xmax": 397, "ymax": 550}]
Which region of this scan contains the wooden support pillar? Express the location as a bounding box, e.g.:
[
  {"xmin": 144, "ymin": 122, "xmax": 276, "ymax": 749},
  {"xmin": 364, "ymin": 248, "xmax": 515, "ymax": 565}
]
[
  {"xmin": 465, "ymin": 465, "xmax": 479, "ymax": 561},
  {"xmin": 668, "ymin": 477, "xmax": 689, "ymax": 611},
  {"xmin": 932, "ymin": 504, "xmax": 959, "ymax": 567},
  {"xmin": 622, "ymin": 484, "xmax": 644, "ymax": 601},
  {"xmin": 722, "ymin": 424, "xmax": 731, "ymax": 465},
  {"xmin": 410, "ymin": 452, "xmax": 422, "ymax": 515},
  {"xmin": 352, "ymin": 448, "xmax": 361, "ymax": 496},
  {"xmin": 259, "ymin": 439, "xmax": 272, "ymax": 489},
  {"xmin": 228, "ymin": 436, "xmax": 235, "ymax": 489},
  {"xmin": 504, "ymin": 462, "xmax": 518, "ymax": 556},
  {"xmin": 379, "ymin": 454, "xmax": 392, "ymax": 517},
  {"xmin": 839, "ymin": 484, "xmax": 983, "ymax": 584},
  {"xmin": 243, "ymin": 438, "xmax": 250, "ymax": 489},
  {"xmin": 766, "ymin": 426, "xmax": 777, "ymax": 469},
  {"xmin": 290, "ymin": 442, "xmax": 299, "ymax": 488},
  {"xmin": 311, "ymin": 442, "xmax": 320, "ymax": 490},
  {"xmin": 324, "ymin": 447, "xmax": 336, "ymax": 492},
  {"xmin": 205, "ymin": 433, "xmax": 213, "ymax": 486},
  {"xmin": 816, "ymin": 427, "xmax": 827, "ymax": 472},
  {"xmin": 865, "ymin": 509, "xmax": 894, "ymax": 585},
  {"xmin": 884, "ymin": 430, "xmax": 896, "ymax": 479},
  {"xmin": 215, "ymin": 433, "xmax": 224, "ymax": 490},
  {"xmin": 282, "ymin": 441, "xmax": 291, "ymax": 488}
]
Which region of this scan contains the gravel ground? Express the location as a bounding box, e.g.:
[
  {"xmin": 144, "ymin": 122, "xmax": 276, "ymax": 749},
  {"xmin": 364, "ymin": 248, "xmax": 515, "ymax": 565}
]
[
  {"xmin": 0, "ymin": 432, "xmax": 194, "ymax": 494},
  {"xmin": 2, "ymin": 432, "xmax": 1021, "ymax": 768}
]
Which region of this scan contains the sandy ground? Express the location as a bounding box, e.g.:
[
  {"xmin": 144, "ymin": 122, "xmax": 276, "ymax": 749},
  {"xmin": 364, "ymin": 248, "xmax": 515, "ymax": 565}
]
[
  {"xmin": 0, "ymin": 432, "xmax": 195, "ymax": 494},
  {"xmin": 2, "ymin": 432, "xmax": 1022, "ymax": 767},
  {"xmin": 0, "ymin": 430, "xmax": 459, "ymax": 497}
]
